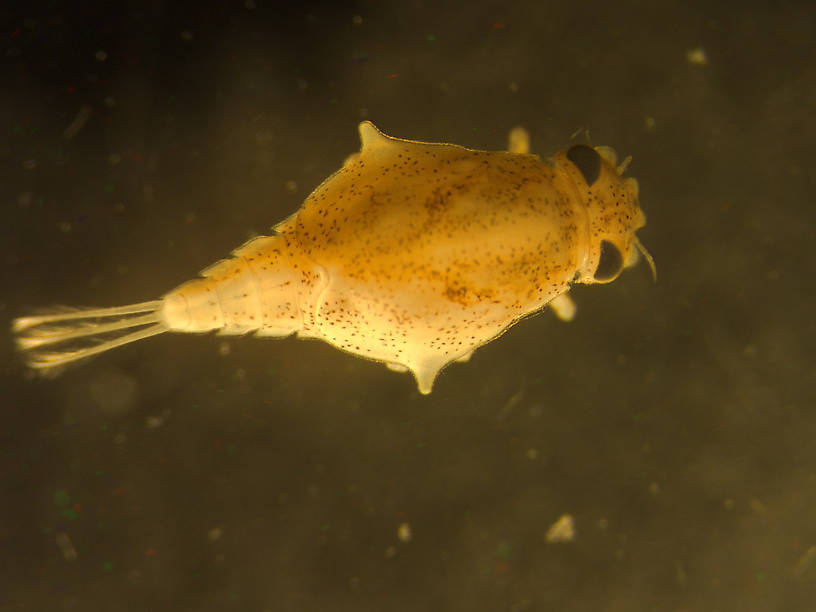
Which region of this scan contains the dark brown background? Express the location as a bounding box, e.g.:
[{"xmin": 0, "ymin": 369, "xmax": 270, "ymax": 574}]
[{"xmin": 3, "ymin": 1, "xmax": 815, "ymax": 610}]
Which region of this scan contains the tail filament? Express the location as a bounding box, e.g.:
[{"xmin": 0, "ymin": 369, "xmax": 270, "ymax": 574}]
[{"xmin": 12, "ymin": 300, "xmax": 167, "ymax": 372}]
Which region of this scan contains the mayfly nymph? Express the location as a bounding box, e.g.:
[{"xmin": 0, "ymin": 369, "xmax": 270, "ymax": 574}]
[{"xmin": 13, "ymin": 122, "xmax": 653, "ymax": 394}]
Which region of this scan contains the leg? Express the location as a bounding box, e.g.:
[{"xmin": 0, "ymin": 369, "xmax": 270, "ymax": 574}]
[
  {"xmin": 508, "ymin": 127, "xmax": 530, "ymax": 154},
  {"xmin": 549, "ymin": 293, "xmax": 576, "ymax": 322}
]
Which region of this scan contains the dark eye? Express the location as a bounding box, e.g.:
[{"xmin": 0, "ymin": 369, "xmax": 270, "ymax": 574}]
[
  {"xmin": 566, "ymin": 145, "xmax": 601, "ymax": 187},
  {"xmin": 594, "ymin": 240, "xmax": 623, "ymax": 281}
]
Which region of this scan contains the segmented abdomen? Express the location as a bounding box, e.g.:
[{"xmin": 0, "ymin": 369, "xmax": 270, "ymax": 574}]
[{"xmin": 160, "ymin": 234, "xmax": 306, "ymax": 337}]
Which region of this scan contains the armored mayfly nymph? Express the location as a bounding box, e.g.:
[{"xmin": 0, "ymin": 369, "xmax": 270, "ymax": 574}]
[{"xmin": 13, "ymin": 122, "xmax": 653, "ymax": 394}]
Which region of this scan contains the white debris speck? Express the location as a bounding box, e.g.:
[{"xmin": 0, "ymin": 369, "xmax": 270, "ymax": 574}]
[
  {"xmin": 686, "ymin": 47, "xmax": 708, "ymax": 65},
  {"xmin": 397, "ymin": 522, "xmax": 412, "ymax": 543},
  {"xmin": 545, "ymin": 514, "xmax": 575, "ymax": 543}
]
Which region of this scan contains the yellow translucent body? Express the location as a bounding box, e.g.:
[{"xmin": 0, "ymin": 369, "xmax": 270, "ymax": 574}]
[
  {"xmin": 162, "ymin": 122, "xmax": 646, "ymax": 393},
  {"xmin": 14, "ymin": 122, "xmax": 649, "ymax": 394}
]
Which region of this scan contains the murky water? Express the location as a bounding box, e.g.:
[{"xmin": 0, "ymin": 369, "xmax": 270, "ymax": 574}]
[{"xmin": 3, "ymin": 2, "xmax": 815, "ymax": 610}]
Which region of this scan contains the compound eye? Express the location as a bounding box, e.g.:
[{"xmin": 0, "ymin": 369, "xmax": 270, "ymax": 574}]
[
  {"xmin": 566, "ymin": 145, "xmax": 601, "ymax": 187},
  {"xmin": 594, "ymin": 240, "xmax": 623, "ymax": 281}
]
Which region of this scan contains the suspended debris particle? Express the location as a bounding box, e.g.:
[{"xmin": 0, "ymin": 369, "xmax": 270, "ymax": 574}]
[
  {"xmin": 64, "ymin": 104, "xmax": 92, "ymax": 139},
  {"xmin": 397, "ymin": 522, "xmax": 412, "ymax": 543},
  {"xmin": 56, "ymin": 532, "xmax": 77, "ymax": 561},
  {"xmin": 545, "ymin": 514, "xmax": 575, "ymax": 543},
  {"xmin": 686, "ymin": 47, "xmax": 708, "ymax": 65}
]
